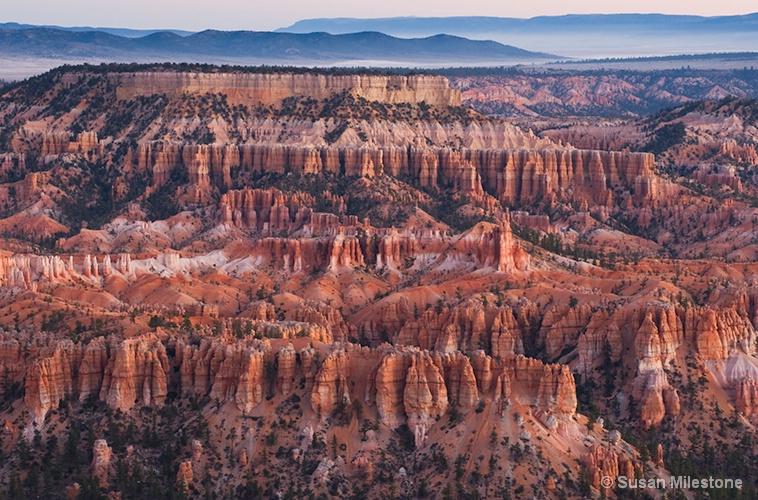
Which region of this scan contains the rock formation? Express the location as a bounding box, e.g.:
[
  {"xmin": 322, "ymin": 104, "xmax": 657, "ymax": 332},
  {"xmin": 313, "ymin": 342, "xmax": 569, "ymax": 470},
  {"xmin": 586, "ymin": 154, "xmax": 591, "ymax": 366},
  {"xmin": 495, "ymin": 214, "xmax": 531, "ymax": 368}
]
[
  {"xmin": 176, "ymin": 461, "xmax": 193, "ymax": 491},
  {"xmin": 100, "ymin": 335, "xmax": 169, "ymax": 410},
  {"xmin": 311, "ymin": 349, "xmax": 352, "ymax": 416},
  {"xmin": 403, "ymin": 351, "xmax": 449, "ymax": 447},
  {"xmin": 1, "ymin": 64, "xmax": 758, "ymax": 499},
  {"xmin": 115, "ymin": 73, "xmax": 462, "ymax": 107},
  {"xmin": 91, "ymin": 439, "xmax": 113, "ymax": 488},
  {"xmin": 582, "ymin": 445, "xmax": 636, "ymax": 491},
  {"xmin": 131, "ymin": 140, "xmax": 660, "ymax": 209}
]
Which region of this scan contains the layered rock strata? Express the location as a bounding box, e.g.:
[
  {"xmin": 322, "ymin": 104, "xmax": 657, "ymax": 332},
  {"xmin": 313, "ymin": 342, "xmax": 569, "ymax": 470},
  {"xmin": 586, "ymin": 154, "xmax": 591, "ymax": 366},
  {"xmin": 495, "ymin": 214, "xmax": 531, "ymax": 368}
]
[
  {"xmin": 115, "ymin": 73, "xmax": 462, "ymax": 107},
  {"xmin": 135, "ymin": 142, "xmax": 657, "ymax": 208}
]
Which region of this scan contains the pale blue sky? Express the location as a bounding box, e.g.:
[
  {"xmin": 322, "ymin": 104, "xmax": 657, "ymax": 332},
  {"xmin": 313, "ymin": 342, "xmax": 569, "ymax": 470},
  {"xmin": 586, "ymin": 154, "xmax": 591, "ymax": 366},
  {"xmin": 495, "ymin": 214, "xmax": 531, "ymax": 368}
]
[{"xmin": 4, "ymin": 0, "xmax": 755, "ymax": 31}]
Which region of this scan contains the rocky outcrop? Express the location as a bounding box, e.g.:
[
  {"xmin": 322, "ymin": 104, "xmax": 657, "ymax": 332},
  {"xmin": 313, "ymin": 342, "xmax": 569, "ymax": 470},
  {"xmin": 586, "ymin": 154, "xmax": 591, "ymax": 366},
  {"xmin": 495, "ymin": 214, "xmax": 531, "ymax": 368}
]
[
  {"xmin": 736, "ymin": 379, "xmax": 758, "ymax": 416},
  {"xmin": 403, "ymin": 351, "xmax": 449, "ymax": 447},
  {"xmin": 24, "ymin": 298, "xmax": 755, "ymax": 435},
  {"xmin": 188, "ymin": 343, "xmax": 265, "ymax": 413},
  {"xmin": 37, "ymin": 131, "xmax": 102, "ymax": 158},
  {"xmin": 396, "ymin": 304, "xmax": 482, "ymax": 353},
  {"xmin": 100, "ymin": 335, "xmax": 169, "ymax": 411},
  {"xmin": 176, "ymin": 337, "xmax": 324, "ymax": 413},
  {"xmin": 65, "ymin": 483, "xmax": 81, "ymax": 500},
  {"xmin": 505, "ymin": 355, "xmax": 577, "ymax": 416},
  {"xmin": 136, "ymin": 140, "xmax": 659, "ymax": 209},
  {"xmin": 539, "ymin": 305, "xmax": 594, "ymax": 361},
  {"xmin": 219, "ymin": 187, "xmax": 346, "ymax": 234},
  {"xmin": 327, "ymin": 229, "xmax": 365, "ymax": 271},
  {"xmin": 375, "ymin": 228, "xmax": 417, "ymax": 271},
  {"xmin": 441, "ymin": 352, "xmax": 479, "ymax": 412},
  {"xmin": 511, "ymin": 211, "xmax": 553, "ymax": 234},
  {"xmin": 13, "ymin": 327, "xmax": 582, "ymax": 454},
  {"xmin": 91, "ymin": 439, "xmax": 113, "ymax": 488},
  {"xmin": 23, "ymin": 334, "xmax": 169, "ymax": 422},
  {"xmin": 76, "ymin": 338, "xmax": 109, "ymax": 401},
  {"xmin": 394, "ymin": 301, "xmax": 532, "ymax": 355},
  {"xmin": 0, "ymin": 334, "xmax": 27, "ymax": 387},
  {"xmin": 286, "ymin": 301, "xmax": 350, "ymax": 343},
  {"xmin": 582, "ymin": 445, "xmax": 636, "ymax": 492},
  {"xmin": 450, "ymin": 221, "xmax": 530, "ymax": 273},
  {"xmin": 311, "ymin": 349, "xmax": 352, "ymax": 416},
  {"xmin": 683, "ymin": 305, "xmax": 758, "ymax": 418},
  {"xmin": 24, "ymin": 340, "xmax": 83, "ymax": 423},
  {"xmin": 576, "ymin": 309, "xmax": 621, "ymax": 373},
  {"xmin": 0, "ymin": 252, "xmax": 139, "ymax": 289},
  {"xmin": 693, "ymin": 166, "xmax": 743, "ymax": 191},
  {"xmin": 276, "ymin": 343, "xmax": 298, "ymax": 395},
  {"xmin": 115, "ymin": 73, "xmax": 462, "ymax": 107},
  {"xmin": 632, "ymin": 309, "xmax": 682, "ymax": 428},
  {"xmin": 491, "ymin": 307, "xmax": 525, "ymax": 359},
  {"xmin": 69, "ymin": 131, "xmax": 102, "ymax": 156},
  {"xmin": 374, "ymin": 352, "xmax": 411, "ymax": 429},
  {"xmin": 0, "ymin": 154, "xmax": 27, "ymax": 184},
  {"xmin": 692, "ymin": 308, "xmax": 755, "ymax": 361},
  {"xmin": 176, "ymin": 461, "xmax": 193, "ymax": 491},
  {"xmin": 0, "ymin": 254, "xmax": 72, "ymax": 289},
  {"xmin": 40, "ymin": 131, "xmax": 72, "ymax": 157},
  {"xmin": 373, "ymin": 349, "xmax": 475, "ymax": 437},
  {"xmin": 655, "ymin": 443, "xmax": 665, "ymax": 467}
]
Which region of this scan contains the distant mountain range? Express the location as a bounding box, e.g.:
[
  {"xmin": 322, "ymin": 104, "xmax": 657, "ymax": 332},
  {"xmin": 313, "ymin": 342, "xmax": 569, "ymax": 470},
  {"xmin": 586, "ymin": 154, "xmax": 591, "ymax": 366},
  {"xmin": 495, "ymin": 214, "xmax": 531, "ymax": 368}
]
[
  {"xmin": 0, "ymin": 27, "xmax": 558, "ymax": 67},
  {"xmin": 0, "ymin": 22, "xmax": 192, "ymax": 38},
  {"xmin": 280, "ymin": 13, "xmax": 758, "ymax": 34},
  {"xmin": 278, "ymin": 13, "xmax": 758, "ymax": 58},
  {"xmin": 1, "ymin": 14, "xmax": 756, "ymax": 81}
]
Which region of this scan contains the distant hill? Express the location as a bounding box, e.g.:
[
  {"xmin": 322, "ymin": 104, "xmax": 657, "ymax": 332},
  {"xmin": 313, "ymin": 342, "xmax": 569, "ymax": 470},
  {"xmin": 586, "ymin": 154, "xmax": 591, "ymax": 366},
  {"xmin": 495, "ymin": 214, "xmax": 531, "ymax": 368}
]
[
  {"xmin": 278, "ymin": 13, "xmax": 758, "ymax": 58},
  {"xmin": 0, "ymin": 28, "xmax": 559, "ymax": 66},
  {"xmin": 0, "ymin": 22, "xmax": 192, "ymax": 38},
  {"xmin": 280, "ymin": 13, "xmax": 758, "ymax": 35}
]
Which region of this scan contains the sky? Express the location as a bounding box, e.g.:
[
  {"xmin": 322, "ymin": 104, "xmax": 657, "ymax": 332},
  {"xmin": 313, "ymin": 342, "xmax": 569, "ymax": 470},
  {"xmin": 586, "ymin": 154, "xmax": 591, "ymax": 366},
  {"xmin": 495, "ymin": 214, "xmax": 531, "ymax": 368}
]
[{"xmin": 3, "ymin": 0, "xmax": 756, "ymax": 32}]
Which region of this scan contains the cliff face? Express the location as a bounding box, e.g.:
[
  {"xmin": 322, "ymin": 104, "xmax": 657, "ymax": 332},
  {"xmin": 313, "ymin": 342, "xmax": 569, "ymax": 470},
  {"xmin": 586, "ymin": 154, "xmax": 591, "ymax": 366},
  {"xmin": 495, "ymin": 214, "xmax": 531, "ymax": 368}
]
[
  {"xmin": 24, "ymin": 340, "xmax": 83, "ymax": 423},
  {"xmin": 402, "ymin": 351, "xmax": 449, "ymax": 446},
  {"xmin": 133, "ymin": 141, "xmax": 658, "ymax": 208},
  {"xmin": 114, "ymin": 73, "xmax": 462, "ymax": 107},
  {"xmin": 0, "ymin": 335, "xmax": 26, "ymax": 386},
  {"xmin": 582, "ymin": 445, "xmax": 637, "ymax": 492},
  {"xmin": 569, "ymin": 301, "xmax": 756, "ymax": 428},
  {"xmin": 17, "ymin": 332, "xmax": 578, "ymax": 448},
  {"xmin": 24, "ymin": 335, "xmax": 169, "ymax": 423},
  {"xmin": 0, "ymin": 226, "xmax": 526, "ymax": 293},
  {"xmin": 13, "ymin": 274, "xmax": 756, "ymax": 431},
  {"xmin": 364, "ymin": 296, "xmax": 757, "ymax": 430},
  {"xmin": 450, "ymin": 221, "xmax": 530, "ymax": 273},
  {"xmin": 305, "ymin": 346, "xmax": 578, "ymax": 446},
  {"xmin": 99, "ymin": 336, "xmax": 170, "ymax": 411},
  {"xmin": 631, "ymin": 309, "xmax": 682, "ymax": 428},
  {"xmin": 505, "ymin": 354, "xmax": 577, "ymax": 416},
  {"xmin": 219, "ymin": 187, "xmax": 346, "ymax": 234}
]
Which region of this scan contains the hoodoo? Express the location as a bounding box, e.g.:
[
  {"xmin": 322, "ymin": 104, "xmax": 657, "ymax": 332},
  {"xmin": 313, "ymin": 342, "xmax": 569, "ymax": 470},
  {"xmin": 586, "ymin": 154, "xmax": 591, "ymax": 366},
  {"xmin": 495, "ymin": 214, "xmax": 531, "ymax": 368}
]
[{"xmin": 0, "ymin": 63, "xmax": 756, "ymax": 498}]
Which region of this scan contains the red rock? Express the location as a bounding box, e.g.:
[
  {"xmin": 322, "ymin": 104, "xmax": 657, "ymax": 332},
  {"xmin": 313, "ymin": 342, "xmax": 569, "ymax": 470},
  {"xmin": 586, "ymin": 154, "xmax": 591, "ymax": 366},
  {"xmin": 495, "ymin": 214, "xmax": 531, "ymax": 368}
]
[
  {"xmin": 91, "ymin": 439, "xmax": 113, "ymax": 488},
  {"xmin": 582, "ymin": 445, "xmax": 638, "ymax": 491},
  {"xmin": 311, "ymin": 350, "xmax": 352, "ymax": 417},
  {"xmin": 100, "ymin": 334, "xmax": 169, "ymax": 411},
  {"xmin": 176, "ymin": 461, "xmax": 193, "ymax": 491}
]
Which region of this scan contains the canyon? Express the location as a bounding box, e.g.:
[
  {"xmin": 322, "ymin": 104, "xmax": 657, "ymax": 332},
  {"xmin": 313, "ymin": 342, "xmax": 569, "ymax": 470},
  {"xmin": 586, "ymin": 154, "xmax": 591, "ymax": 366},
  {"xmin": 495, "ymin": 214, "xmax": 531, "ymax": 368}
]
[{"xmin": 0, "ymin": 64, "xmax": 756, "ymax": 498}]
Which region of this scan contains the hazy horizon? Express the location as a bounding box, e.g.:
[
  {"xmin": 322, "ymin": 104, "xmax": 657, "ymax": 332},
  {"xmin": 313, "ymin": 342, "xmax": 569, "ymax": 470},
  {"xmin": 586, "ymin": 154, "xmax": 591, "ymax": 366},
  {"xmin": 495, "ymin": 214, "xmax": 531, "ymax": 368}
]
[{"xmin": 3, "ymin": 1, "xmax": 757, "ymax": 32}]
